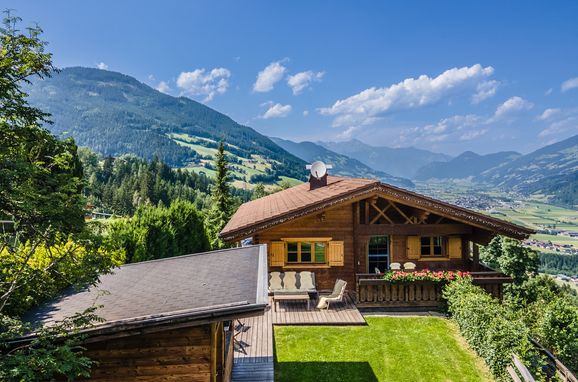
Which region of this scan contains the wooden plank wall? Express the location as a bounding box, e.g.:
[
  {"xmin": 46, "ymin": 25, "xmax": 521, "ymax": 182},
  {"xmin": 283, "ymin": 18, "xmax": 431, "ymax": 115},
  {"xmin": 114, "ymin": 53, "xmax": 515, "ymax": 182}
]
[
  {"xmin": 256, "ymin": 204, "xmax": 355, "ymax": 290},
  {"xmin": 82, "ymin": 324, "xmax": 218, "ymax": 382}
]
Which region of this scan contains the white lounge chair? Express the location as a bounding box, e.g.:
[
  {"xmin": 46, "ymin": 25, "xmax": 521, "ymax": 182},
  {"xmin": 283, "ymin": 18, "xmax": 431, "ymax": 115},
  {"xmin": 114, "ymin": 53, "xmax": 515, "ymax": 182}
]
[
  {"xmin": 389, "ymin": 262, "xmax": 401, "ymax": 270},
  {"xmin": 403, "ymin": 262, "xmax": 416, "ymax": 270},
  {"xmin": 374, "ymin": 267, "xmax": 382, "ymax": 274},
  {"xmin": 316, "ymin": 279, "xmax": 347, "ymax": 310},
  {"xmin": 282, "ymin": 271, "xmax": 297, "ymax": 291}
]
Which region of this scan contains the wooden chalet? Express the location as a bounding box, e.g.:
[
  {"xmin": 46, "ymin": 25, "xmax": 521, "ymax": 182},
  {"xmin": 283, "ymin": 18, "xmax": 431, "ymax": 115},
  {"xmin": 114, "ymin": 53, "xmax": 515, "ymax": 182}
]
[
  {"xmin": 221, "ymin": 169, "xmax": 535, "ymax": 308},
  {"xmin": 21, "ymin": 246, "xmax": 268, "ymax": 382}
]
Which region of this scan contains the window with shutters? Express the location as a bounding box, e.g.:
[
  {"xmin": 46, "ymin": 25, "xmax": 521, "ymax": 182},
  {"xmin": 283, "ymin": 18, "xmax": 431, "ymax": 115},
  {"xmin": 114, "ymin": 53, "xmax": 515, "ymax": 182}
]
[
  {"xmin": 285, "ymin": 241, "xmax": 327, "ymax": 264},
  {"xmin": 420, "ymin": 236, "xmax": 446, "ymax": 257}
]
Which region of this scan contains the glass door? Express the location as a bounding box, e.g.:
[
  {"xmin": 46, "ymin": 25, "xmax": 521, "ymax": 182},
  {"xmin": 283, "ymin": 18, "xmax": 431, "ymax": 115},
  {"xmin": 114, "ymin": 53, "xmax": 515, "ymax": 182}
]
[{"xmin": 368, "ymin": 236, "xmax": 390, "ymax": 273}]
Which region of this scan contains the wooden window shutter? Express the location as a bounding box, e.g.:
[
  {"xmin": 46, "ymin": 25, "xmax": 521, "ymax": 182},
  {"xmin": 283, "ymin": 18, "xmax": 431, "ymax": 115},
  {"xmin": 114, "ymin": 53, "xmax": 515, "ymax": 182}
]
[
  {"xmin": 270, "ymin": 241, "xmax": 285, "ymax": 267},
  {"xmin": 448, "ymin": 236, "xmax": 462, "ymax": 259},
  {"xmin": 407, "ymin": 236, "xmax": 420, "ymax": 259},
  {"xmin": 328, "ymin": 241, "xmax": 344, "ymax": 266}
]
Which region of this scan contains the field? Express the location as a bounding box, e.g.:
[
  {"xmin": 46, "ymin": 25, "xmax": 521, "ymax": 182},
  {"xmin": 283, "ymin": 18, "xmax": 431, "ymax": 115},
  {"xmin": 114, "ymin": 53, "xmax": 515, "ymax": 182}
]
[
  {"xmin": 415, "ymin": 181, "xmax": 578, "ymax": 255},
  {"xmin": 274, "ymin": 316, "xmax": 493, "ymax": 382},
  {"xmin": 168, "ymin": 133, "xmax": 302, "ymax": 189}
]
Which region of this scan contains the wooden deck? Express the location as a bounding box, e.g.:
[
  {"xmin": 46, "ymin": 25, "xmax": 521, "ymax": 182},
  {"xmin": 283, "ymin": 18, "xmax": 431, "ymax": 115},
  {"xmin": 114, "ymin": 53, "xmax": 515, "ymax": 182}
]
[{"xmin": 231, "ymin": 294, "xmax": 364, "ymax": 381}]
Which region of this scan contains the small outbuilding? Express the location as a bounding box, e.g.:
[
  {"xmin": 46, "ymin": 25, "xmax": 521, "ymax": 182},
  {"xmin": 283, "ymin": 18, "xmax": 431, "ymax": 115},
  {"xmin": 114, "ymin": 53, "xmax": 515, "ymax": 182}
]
[{"xmin": 23, "ymin": 245, "xmax": 268, "ymax": 382}]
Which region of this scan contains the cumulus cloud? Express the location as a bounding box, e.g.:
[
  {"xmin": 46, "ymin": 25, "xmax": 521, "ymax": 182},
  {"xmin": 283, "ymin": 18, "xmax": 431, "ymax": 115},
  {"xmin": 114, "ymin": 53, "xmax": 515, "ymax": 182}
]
[
  {"xmin": 303, "ymin": 110, "xmax": 309, "ymax": 117},
  {"xmin": 319, "ymin": 64, "xmax": 495, "ymax": 128},
  {"xmin": 539, "ymin": 116, "xmax": 578, "ymax": 137},
  {"xmin": 287, "ymin": 70, "xmax": 324, "ymax": 95},
  {"xmin": 493, "ymin": 96, "xmax": 533, "ymax": 119},
  {"xmin": 258, "ymin": 102, "xmax": 292, "ymax": 119},
  {"xmin": 538, "ymin": 108, "xmax": 560, "ymax": 120},
  {"xmin": 400, "ymin": 114, "xmax": 484, "ymax": 145},
  {"xmin": 472, "ymin": 80, "xmax": 499, "ymax": 103},
  {"xmin": 96, "ymin": 62, "xmax": 108, "ymax": 70},
  {"xmin": 156, "ymin": 81, "xmax": 170, "ymax": 94},
  {"xmin": 253, "ymin": 61, "xmax": 287, "ymax": 93},
  {"xmin": 561, "ymin": 77, "xmax": 578, "ymax": 92},
  {"xmin": 176, "ymin": 68, "xmax": 231, "ymax": 102}
]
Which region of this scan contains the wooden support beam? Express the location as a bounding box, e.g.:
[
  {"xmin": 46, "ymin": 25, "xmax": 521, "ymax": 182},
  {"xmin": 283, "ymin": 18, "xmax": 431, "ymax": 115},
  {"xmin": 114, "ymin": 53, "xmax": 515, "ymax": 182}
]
[
  {"xmin": 357, "ymin": 224, "xmax": 472, "ymax": 236},
  {"xmin": 472, "ymin": 244, "xmax": 480, "ymax": 272},
  {"xmin": 369, "ymin": 202, "xmax": 393, "ymax": 224},
  {"xmin": 389, "ymin": 201, "xmax": 413, "ymax": 224}
]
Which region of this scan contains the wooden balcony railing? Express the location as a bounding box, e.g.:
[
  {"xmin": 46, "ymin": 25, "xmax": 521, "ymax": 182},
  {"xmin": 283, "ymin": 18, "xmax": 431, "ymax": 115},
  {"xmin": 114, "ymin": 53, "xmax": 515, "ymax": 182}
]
[{"xmin": 355, "ymin": 271, "xmax": 512, "ymax": 308}]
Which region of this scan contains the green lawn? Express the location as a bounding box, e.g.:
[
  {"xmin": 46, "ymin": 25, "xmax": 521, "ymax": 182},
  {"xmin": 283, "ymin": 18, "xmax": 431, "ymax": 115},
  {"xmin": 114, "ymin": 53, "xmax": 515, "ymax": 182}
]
[{"xmin": 274, "ymin": 316, "xmax": 493, "ymax": 382}]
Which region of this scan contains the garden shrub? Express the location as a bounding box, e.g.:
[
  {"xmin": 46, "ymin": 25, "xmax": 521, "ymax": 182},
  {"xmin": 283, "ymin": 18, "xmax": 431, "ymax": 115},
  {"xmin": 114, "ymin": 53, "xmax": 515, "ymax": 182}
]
[{"xmin": 443, "ymin": 278, "xmax": 534, "ymax": 380}]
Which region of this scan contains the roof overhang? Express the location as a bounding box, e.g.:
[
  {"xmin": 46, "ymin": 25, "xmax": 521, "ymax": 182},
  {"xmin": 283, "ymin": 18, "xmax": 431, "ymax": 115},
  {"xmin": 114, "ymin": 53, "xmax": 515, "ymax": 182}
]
[{"xmin": 221, "ymin": 183, "xmax": 534, "ymax": 242}]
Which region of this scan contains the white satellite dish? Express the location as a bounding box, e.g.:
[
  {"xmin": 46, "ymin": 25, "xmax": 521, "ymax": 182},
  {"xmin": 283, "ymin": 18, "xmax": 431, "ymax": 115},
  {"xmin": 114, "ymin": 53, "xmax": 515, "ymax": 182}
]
[{"xmin": 306, "ymin": 161, "xmax": 331, "ymax": 180}]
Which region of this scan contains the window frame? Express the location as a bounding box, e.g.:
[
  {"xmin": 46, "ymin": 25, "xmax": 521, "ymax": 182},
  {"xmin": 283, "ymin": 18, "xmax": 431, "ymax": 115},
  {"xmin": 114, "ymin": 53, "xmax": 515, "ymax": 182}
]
[
  {"xmin": 419, "ymin": 236, "xmax": 447, "ymax": 258},
  {"xmin": 284, "ymin": 241, "xmax": 328, "ymax": 265}
]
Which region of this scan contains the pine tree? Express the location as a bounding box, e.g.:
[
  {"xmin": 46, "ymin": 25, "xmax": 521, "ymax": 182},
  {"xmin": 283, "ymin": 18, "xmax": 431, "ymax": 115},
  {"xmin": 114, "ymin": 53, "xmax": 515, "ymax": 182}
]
[{"xmin": 206, "ymin": 142, "xmax": 233, "ymax": 248}]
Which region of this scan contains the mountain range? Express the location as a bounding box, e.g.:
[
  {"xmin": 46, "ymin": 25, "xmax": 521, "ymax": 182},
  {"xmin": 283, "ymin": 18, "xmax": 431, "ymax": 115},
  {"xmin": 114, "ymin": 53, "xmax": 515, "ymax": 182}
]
[
  {"xmin": 271, "ymin": 138, "xmax": 414, "ymax": 188},
  {"xmin": 320, "ymin": 139, "xmax": 451, "ymax": 179},
  {"xmin": 24, "ymin": 67, "xmax": 578, "ymax": 206},
  {"xmin": 414, "ymin": 151, "xmax": 522, "ymax": 181},
  {"xmin": 25, "ymin": 67, "xmax": 307, "ymax": 186}
]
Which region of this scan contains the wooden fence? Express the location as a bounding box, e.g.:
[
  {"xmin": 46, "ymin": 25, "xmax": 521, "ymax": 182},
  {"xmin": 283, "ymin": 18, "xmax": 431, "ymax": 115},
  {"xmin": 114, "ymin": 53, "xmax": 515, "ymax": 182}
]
[{"xmin": 355, "ymin": 272, "xmax": 512, "ymax": 308}]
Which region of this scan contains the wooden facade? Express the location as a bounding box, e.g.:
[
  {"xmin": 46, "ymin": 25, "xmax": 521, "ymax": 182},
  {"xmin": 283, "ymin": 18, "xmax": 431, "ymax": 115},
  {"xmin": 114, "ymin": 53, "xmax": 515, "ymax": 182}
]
[
  {"xmin": 81, "ymin": 323, "xmax": 232, "ymax": 382},
  {"xmin": 252, "ymin": 194, "xmax": 500, "ymax": 291}
]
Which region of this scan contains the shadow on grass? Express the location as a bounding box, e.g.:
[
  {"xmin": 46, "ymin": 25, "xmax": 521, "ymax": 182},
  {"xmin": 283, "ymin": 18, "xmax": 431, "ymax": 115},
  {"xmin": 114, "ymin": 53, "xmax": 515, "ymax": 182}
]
[{"xmin": 275, "ymin": 361, "xmax": 378, "ymax": 382}]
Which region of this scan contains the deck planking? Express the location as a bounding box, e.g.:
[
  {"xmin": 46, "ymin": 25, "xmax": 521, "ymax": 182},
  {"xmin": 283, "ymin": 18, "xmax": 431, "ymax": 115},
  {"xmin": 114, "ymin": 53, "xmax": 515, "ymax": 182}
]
[{"xmin": 231, "ymin": 294, "xmax": 365, "ymax": 381}]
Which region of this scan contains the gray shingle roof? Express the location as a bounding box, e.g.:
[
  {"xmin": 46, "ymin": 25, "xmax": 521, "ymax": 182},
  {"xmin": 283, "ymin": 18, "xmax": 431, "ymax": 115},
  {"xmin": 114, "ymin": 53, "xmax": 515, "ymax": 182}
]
[{"xmin": 24, "ymin": 245, "xmax": 268, "ymax": 333}]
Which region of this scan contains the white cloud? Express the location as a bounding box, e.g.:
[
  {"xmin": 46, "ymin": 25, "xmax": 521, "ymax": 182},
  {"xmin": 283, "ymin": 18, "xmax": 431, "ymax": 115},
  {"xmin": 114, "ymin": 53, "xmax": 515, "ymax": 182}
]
[
  {"xmin": 287, "ymin": 70, "xmax": 324, "ymax": 95},
  {"xmin": 545, "ymin": 88, "xmax": 553, "ymax": 96},
  {"xmin": 398, "ymin": 114, "xmax": 485, "ymax": 145},
  {"xmin": 472, "ymin": 80, "xmax": 499, "ymax": 103},
  {"xmin": 538, "ymin": 108, "xmax": 560, "ymax": 120},
  {"xmin": 561, "ymin": 77, "xmax": 578, "ymax": 92},
  {"xmin": 319, "ymin": 64, "xmax": 495, "ymax": 128},
  {"xmin": 258, "ymin": 103, "xmax": 292, "ymax": 119},
  {"xmin": 539, "ymin": 116, "xmax": 578, "ymax": 137},
  {"xmin": 460, "ymin": 129, "xmax": 488, "ymax": 141},
  {"xmin": 303, "ymin": 110, "xmax": 309, "ymax": 116},
  {"xmin": 156, "ymin": 81, "xmax": 170, "ymax": 94},
  {"xmin": 253, "ymin": 61, "xmax": 287, "ymax": 93},
  {"xmin": 493, "ymin": 96, "xmax": 533, "ymax": 119},
  {"xmin": 96, "ymin": 62, "xmax": 108, "ymax": 70},
  {"xmin": 176, "ymin": 67, "xmax": 231, "ymax": 102}
]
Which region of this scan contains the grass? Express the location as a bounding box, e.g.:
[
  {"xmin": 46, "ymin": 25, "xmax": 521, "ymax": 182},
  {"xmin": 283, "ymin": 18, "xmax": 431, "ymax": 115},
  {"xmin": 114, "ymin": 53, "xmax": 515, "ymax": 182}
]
[{"xmin": 274, "ymin": 316, "xmax": 493, "ymax": 382}]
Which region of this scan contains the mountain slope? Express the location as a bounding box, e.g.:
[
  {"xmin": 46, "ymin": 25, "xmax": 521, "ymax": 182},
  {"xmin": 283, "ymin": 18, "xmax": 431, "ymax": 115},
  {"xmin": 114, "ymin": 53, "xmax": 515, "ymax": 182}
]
[
  {"xmin": 415, "ymin": 151, "xmax": 521, "ymax": 180},
  {"xmin": 271, "ymin": 138, "xmax": 414, "ymax": 188},
  {"xmin": 320, "ymin": 139, "xmax": 451, "ymax": 179},
  {"xmin": 25, "ymin": 67, "xmax": 307, "ymax": 185},
  {"xmin": 482, "ymin": 134, "xmax": 578, "ymax": 188}
]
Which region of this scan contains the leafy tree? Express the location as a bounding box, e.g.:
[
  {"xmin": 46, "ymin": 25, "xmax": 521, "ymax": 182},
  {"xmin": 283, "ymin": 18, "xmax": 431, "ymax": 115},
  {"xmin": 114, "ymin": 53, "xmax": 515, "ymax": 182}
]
[
  {"xmin": 206, "ymin": 142, "xmax": 233, "ymax": 248},
  {"xmin": 0, "ymin": 13, "xmax": 119, "ymax": 380},
  {"xmin": 252, "ymin": 183, "xmax": 267, "ymax": 200},
  {"xmin": 481, "ymin": 236, "xmax": 538, "ymax": 284},
  {"xmin": 108, "ymin": 200, "xmax": 210, "ymax": 263}
]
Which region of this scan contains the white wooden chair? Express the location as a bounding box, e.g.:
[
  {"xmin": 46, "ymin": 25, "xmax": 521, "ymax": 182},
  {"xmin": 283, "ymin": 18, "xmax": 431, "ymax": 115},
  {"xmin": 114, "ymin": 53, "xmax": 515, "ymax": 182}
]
[
  {"xmin": 374, "ymin": 267, "xmax": 382, "ymax": 274},
  {"xmin": 403, "ymin": 262, "xmax": 416, "ymax": 270},
  {"xmin": 389, "ymin": 262, "xmax": 401, "ymax": 270},
  {"xmin": 316, "ymin": 279, "xmax": 347, "ymax": 310}
]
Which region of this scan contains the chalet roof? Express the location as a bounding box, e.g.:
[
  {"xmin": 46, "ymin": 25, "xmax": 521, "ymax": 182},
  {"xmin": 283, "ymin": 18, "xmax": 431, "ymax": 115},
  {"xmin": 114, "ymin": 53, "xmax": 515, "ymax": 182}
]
[
  {"xmin": 220, "ymin": 176, "xmax": 534, "ymax": 241},
  {"xmin": 23, "ymin": 245, "xmax": 268, "ymax": 337}
]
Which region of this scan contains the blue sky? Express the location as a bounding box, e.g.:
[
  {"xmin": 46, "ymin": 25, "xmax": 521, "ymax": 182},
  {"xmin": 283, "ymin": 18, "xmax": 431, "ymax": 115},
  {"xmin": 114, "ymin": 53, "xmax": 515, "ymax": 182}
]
[{"xmin": 7, "ymin": 0, "xmax": 578, "ymax": 155}]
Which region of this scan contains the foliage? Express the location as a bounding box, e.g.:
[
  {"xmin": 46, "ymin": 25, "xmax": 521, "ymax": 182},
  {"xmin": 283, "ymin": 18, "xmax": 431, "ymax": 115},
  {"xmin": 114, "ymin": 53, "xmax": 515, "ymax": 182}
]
[
  {"xmin": 274, "ymin": 316, "xmax": 493, "ymax": 382},
  {"xmin": 251, "ymin": 183, "xmax": 267, "ymax": 200},
  {"xmin": 79, "ymin": 148, "xmax": 213, "ymax": 215},
  {"xmin": 108, "ymin": 200, "xmax": 210, "ymax": 263},
  {"xmin": 0, "ymin": 13, "xmax": 119, "ymax": 380},
  {"xmin": 480, "ymin": 236, "xmax": 539, "ymax": 284},
  {"xmin": 539, "ymin": 253, "xmax": 578, "ymax": 275},
  {"xmin": 382, "ymin": 269, "xmax": 470, "ymax": 282},
  {"xmin": 443, "ymin": 278, "xmax": 538, "ymax": 380},
  {"xmin": 535, "ymin": 298, "xmax": 578, "ymax": 372},
  {"xmin": 0, "ymin": 308, "xmax": 102, "ymax": 382},
  {"xmin": 206, "ymin": 142, "xmax": 233, "ymax": 249},
  {"xmin": 0, "ymin": 234, "xmax": 124, "ymax": 316}
]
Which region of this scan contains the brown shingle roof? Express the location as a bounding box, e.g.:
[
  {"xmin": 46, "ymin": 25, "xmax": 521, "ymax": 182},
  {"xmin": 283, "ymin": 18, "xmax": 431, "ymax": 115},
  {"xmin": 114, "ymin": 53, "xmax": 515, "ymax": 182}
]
[
  {"xmin": 220, "ymin": 176, "xmax": 535, "ymax": 241},
  {"xmin": 23, "ymin": 245, "xmax": 268, "ymax": 337},
  {"xmin": 221, "ymin": 176, "xmax": 379, "ymax": 240}
]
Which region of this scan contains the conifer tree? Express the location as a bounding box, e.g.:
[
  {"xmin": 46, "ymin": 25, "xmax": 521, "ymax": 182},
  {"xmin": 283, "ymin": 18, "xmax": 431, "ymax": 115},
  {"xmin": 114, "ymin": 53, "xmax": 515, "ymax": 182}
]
[{"xmin": 206, "ymin": 142, "xmax": 233, "ymax": 248}]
